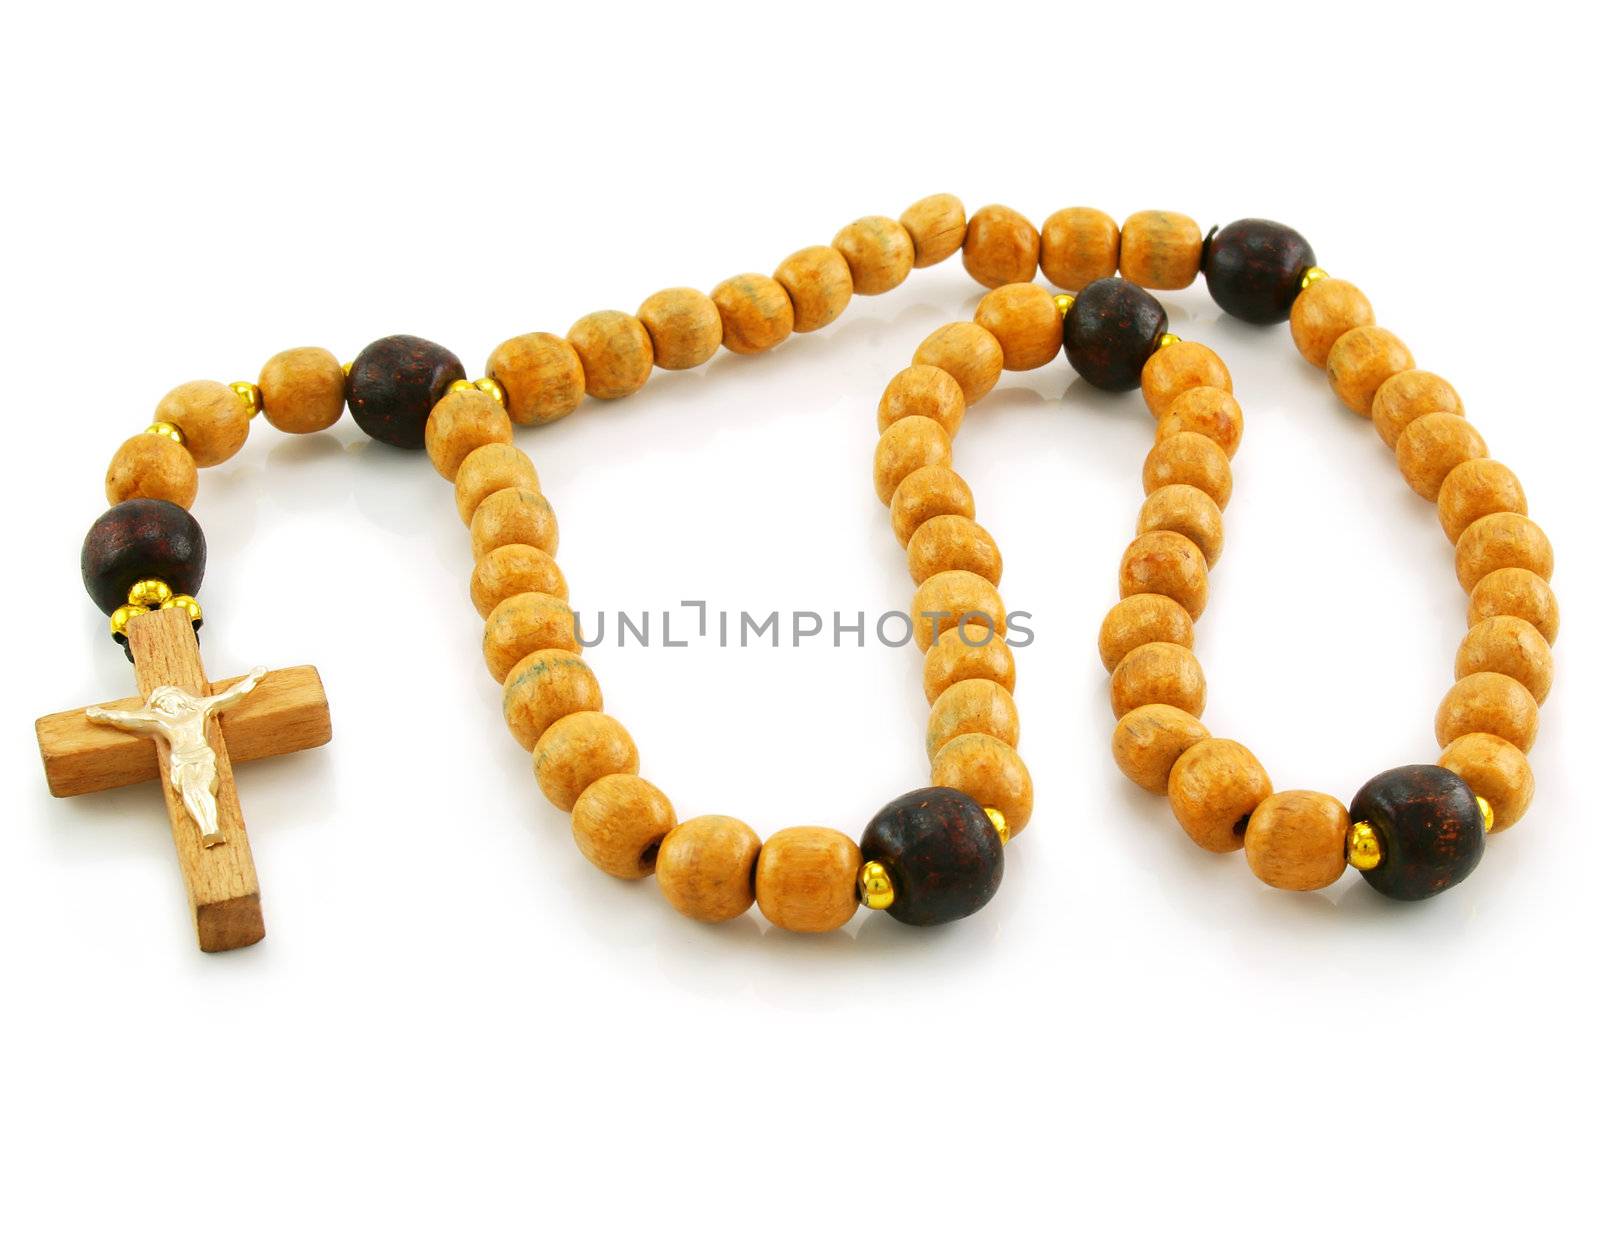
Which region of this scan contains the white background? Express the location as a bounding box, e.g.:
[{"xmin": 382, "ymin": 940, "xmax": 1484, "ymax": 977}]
[{"xmin": 2, "ymin": 3, "xmax": 1594, "ymax": 1243}]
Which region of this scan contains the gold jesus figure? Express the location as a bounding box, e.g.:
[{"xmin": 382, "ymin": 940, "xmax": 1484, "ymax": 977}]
[{"xmin": 86, "ymin": 667, "xmax": 268, "ymax": 848}]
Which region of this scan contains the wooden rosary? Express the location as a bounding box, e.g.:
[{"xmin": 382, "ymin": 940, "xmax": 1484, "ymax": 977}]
[{"xmin": 34, "ymin": 195, "xmax": 1556, "ymax": 951}]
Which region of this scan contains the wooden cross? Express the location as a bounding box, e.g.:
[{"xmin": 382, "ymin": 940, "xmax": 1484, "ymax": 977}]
[{"xmin": 35, "ymin": 606, "xmax": 331, "ymax": 952}]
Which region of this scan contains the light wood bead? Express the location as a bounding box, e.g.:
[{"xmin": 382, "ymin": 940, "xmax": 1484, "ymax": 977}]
[
  {"xmin": 890, "ymin": 465, "xmax": 975, "ymax": 546},
  {"xmin": 1138, "ymin": 485, "xmax": 1224, "ymax": 567},
  {"xmin": 900, "ymin": 194, "xmax": 968, "ymax": 268},
  {"xmin": 1439, "ymin": 733, "xmax": 1535, "ymax": 832},
  {"xmin": 656, "ymin": 815, "xmax": 762, "ymax": 922},
  {"xmin": 471, "ymin": 544, "xmax": 568, "ymax": 618},
  {"xmin": 1325, "ymin": 326, "xmax": 1414, "ymax": 416},
  {"xmin": 501, "ymin": 648, "xmax": 601, "ymax": 751},
  {"xmin": 1156, "ymin": 386, "xmax": 1243, "ymax": 459},
  {"xmin": 754, "ymin": 826, "xmax": 862, "ymax": 933},
  {"xmin": 961, "ymin": 204, "xmax": 1039, "ymax": 289},
  {"xmin": 105, "ymin": 432, "xmax": 198, "ymax": 508},
  {"xmin": 1436, "ymin": 672, "xmax": 1538, "ymax": 753},
  {"xmin": 454, "ymin": 443, "xmax": 540, "ymax": 525},
  {"xmin": 483, "ymin": 591, "xmax": 579, "ymax": 682},
  {"xmin": 1119, "ymin": 530, "xmax": 1208, "ymax": 619},
  {"xmin": 1109, "ymin": 641, "xmax": 1206, "ymax": 720},
  {"xmin": 711, "ymin": 274, "xmax": 794, "ymax": 355},
  {"xmin": 152, "ymin": 380, "xmax": 250, "ymax": 467},
  {"xmin": 1469, "ymin": 568, "xmax": 1559, "ymax": 644},
  {"xmin": 486, "ymin": 332, "xmax": 586, "ymax": 424},
  {"xmin": 567, "ymin": 311, "xmax": 654, "ymax": 399},
  {"xmin": 877, "ymin": 365, "xmax": 966, "ymax": 437},
  {"xmin": 974, "ymin": 283, "xmax": 1063, "ymax": 371},
  {"xmin": 1140, "ymin": 341, "xmax": 1232, "ymax": 420},
  {"xmin": 873, "ymin": 416, "xmax": 952, "ymax": 505},
  {"xmin": 1395, "ymin": 414, "xmax": 1488, "ymax": 500},
  {"xmin": 1039, "ymin": 207, "xmax": 1120, "ymax": 292},
  {"xmin": 931, "ymin": 733, "xmax": 1033, "ymax": 835},
  {"xmin": 1167, "ymin": 738, "xmax": 1272, "ymax": 854},
  {"xmin": 424, "ymin": 388, "xmax": 512, "ymax": 481},
  {"xmin": 258, "ymin": 346, "xmax": 345, "ymax": 434},
  {"xmin": 1438, "ymin": 459, "xmax": 1526, "ymax": 543},
  {"xmin": 911, "ymin": 570, "xmax": 1006, "ymax": 652},
  {"xmin": 470, "ymin": 486, "xmax": 559, "ymax": 561},
  {"xmin": 913, "ymin": 322, "xmax": 1004, "ymax": 404},
  {"xmin": 635, "ymin": 288, "xmax": 722, "ymax": 371},
  {"xmin": 1111, "ymin": 704, "xmax": 1209, "ymax": 794},
  {"xmin": 1290, "ymin": 278, "xmax": 1375, "ymax": 368},
  {"xmin": 926, "ymin": 678, "xmax": 1020, "ymax": 761},
  {"xmin": 832, "ymin": 216, "xmax": 915, "ymax": 295},
  {"xmin": 907, "ymin": 514, "xmax": 1003, "ymax": 585},
  {"xmin": 773, "ymin": 245, "xmax": 853, "ymax": 333},
  {"xmin": 533, "ymin": 711, "xmax": 639, "ymax": 813},
  {"xmin": 570, "ymin": 774, "xmax": 675, "ymax": 880},
  {"xmin": 1098, "ymin": 593, "xmax": 1194, "ymax": 672},
  {"xmin": 1119, "ymin": 210, "xmax": 1203, "ymax": 289},
  {"xmin": 1243, "ymin": 790, "xmax": 1350, "ymax": 892},
  {"xmin": 1143, "ymin": 432, "xmax": 1232, "ymax": 509},
  {"xmin": 1370, "ymin": 369, "xmax": 1464, "ymax": 449},
  {"xmin": 923, "ymin": 630, "xmax": 1015, "ymax": 705},
  {"xmin": 1455, "ymin": 512, "xmax": 1554, "ymax": 593},
  {"xmin": 1456, "ymin": 615, "xmax": 1554, "ymax": 704}
]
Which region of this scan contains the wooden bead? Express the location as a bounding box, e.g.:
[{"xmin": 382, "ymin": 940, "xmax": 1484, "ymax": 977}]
[
  {"xmin": 1156, "ymin": 386, "xmax": 1243, "ymax": 459},
  {"xmin": 1040, "ymin": 207, "xmax": 1119, "ymax": 292},
  {"xmin": 1143, "ymin": 431, "xmax": 1233, "ymax": 508},
  {"xmin": 1370, "ymin": 369, "xmax": 1463, "ymax": 450},
  {"xmin": 911, "ymin": 569, "xmax": 1006, "ymax": 652},
  {"xmin": 258, "ymin": 346, "xmax": 345, "ymax": 434},
  {"xmin": 1456, "ymin": 615, "xmax": 1553, "ymax": 704},
  {"xmin": 1325, "ymin": 326, "xmax": 1414, "ymax": 416},
  {"xmin": 471, "ymin": 544, "xmax": 568, "ymax": 619},
  {"xmin": 1435, "ymin": 672, "xmax": 1539, "ymax": 753},
  {"xmin": 877, "ymin": 365, "xmax": 966, "ymax": 437},
  {"xmin": 974, "ymin": 283, "xmax": 1063, "ymax": 371},
  {"xmin": 1469, "ymin": 568, "xmax": 1559, "ymax": 644},
  {"xmin": 913, "ymin": 322, "xmax": 1004, "ymax": 404},
  {"xmin": 923, "ymin": 630, "xmax": 1015, "ymax": 705},
  {"xmin": 1111, "ymin": 704, "xmax": 1209, "ymax": 794},
  {"xmin": 1289, "ymin": 278, "xmax": 1374, "ymax": 368},
  {"xmin": 861, "ymin": 787, "xmax": 1004, "ymax": 926},
  {"xmin": 1439, "ymin": 733, "xmax": 1535, "ymax": 832},
  {"xmin": 571, "ymin": 774, "xmax": 675, "ymax": 880},
  {"xmin": 710, "ymin": 275, "xmax": 794, "ymax": 355},
  {"xmin": 105, "ymin": 433, "xmax": 198, "ymax": 509},
  {"xmin": 1455, "ymin": 512, "xmax": 1554, "ymax": 592},
  {"xmin": 1138, "ymin": 485, "xmax": 1224, "ymax": 567},
  {"xmin": 1098, "ymin": 593, "xmax": 1194, "ymax": 672},
  {"xmin": 907, "ymin": 514, "xmax": 1003, "ymax": 585},
  {"xmin": 832, "ymin": 216, "xmax": 914, "ymax": 295},
  {"xmin": 1167, "ymin": 738, "xmax": 1272, "ymax": 854},
  {"xmin": 483, "ymin": 591, "xmax": 580, "ymax": 682},
  {"xmin": 656, "ymin": 816, "xmax": 762, "ymax": 922},
  {"xmin": 1350, "ymin": 765, "xmax": 1485, "ymax": 900},
  {"xmin": 534, "ymin": 711, "xmax": 639, "ymax": 813},
  {"xmin": 926, "ymin": 679, "xmax": 1020, "ymax": 761},
  {"xmin": 1109, "ymin": 641, "xmax": 1206, "ymax": 720},
  {"xmin": 486, "ymin": 332, "xmax": 586, "ymax": 424},
  {"xmin": 773, "ymin": 245, "xmax": 853, "ymax": 333},
  {"xmin": 874, "ymin": 416, "xmax": 952, "ymax": 506},
  {"xmin": 931, "ymin": 733, "xmax": 1033, "ymax": 835},
  {"xmin": 567, "ymin": 311, "xmax": 653, "ymax": 399},
  {"xmin": 152, "ymin": 380, "xmax": 250, "ymax": 467},
  {"xmin": 1438, "ymin": 459, "xmax": 1526, "ymax": 543},
  {"xmin": 1065, "ymin": 278, "xmax": 1167, "ymax": 391},
  {"xmin": 635, "ymin": 288, "xmax": 722, "ymax": 371},
  {"xmin": 961, "ymin": 204, "xmax": 1039, "ymax": 289},
  {"xmin": 755, "ymin": 826, "xmax": 862, "ymax": 932},
  {"xmin": 1140, "ymin": 341, "xmax": 1232, "ymax": 420},
  {"xmin": 890, "ymin": 465, "xmax": 974, "ymax": 546},
  {"xmin": 1119, "ymin": 210, "xmax": 1203, "ymax": 289},
  {"xmin": 1119, "ymin": 530, "xmax": 1208, "ymax": 619},
  {"xmin": 1243, "ymin": 790, "xmax": 1350, "ymax": 892},
  {"xmin": 80, "ymin": 499, "xmax": 205, "ymax": 616},
  {"xmin": 348, "ymin": 336, "xmax": 465, "ymax": 448},
  {"xmin": 900, "ymin": 194, "xmax": 967, "ymax": 268},
  {"xmin": 501, "ymin": 647, "xmax": 601, "ymax": 751},
  {"xmin": 455, "ymin": 443, "xmax": 540, "ymax": 525},
  {"xmin": 470, "ymin": 486, "xmax": 558, "ymax": 561},
  {"xmin": 424, "ymin": 388, "xmax": 512, "ymax": 481},
  {"xmin": 1396, "ymin": 414, "xmax": 1488, "ymax": 500}
]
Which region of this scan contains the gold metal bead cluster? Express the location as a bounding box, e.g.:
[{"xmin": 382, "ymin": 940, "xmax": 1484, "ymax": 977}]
[{"xmin": 108, "ymin": 579, "xmax": 202, "ymax": 639}]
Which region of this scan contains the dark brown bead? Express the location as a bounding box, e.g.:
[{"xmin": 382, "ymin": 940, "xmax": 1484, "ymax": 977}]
[
  {"xmin": 1351, "ymin": 764, "xmax": 1486, "ymax": 901},
  {"xmin": 860, "ymin": 786, "xmax": 1004, "ymax": 926},
  {"xmin": 347, "ymin": 334, "xmax": 465, "ymax": 449},
  {"xmin": 1063, "ymin": 278, "xmax": 1168, "ymax": 392},
  {"xmin": 1202, "ymin": 219, "xmax": 1316, "ymax": 325},
  {"xmin": 81, "ymin": 499, "xmax": 206, "ymax": 615}
]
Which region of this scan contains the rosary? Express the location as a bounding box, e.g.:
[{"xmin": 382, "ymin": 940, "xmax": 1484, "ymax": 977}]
[{"xmin": 34, "ymin": 195, "xmax": 1556, "ymax": 951}]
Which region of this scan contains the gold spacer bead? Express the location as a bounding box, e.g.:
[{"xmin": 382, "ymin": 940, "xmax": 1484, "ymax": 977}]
[
  {"xmin": 1300, "ymin": 266, "xmax": 1329, "ymax": 290},
  {"xmin": 985, "ymin": 806, "xmax": 1010, "ymax": 846},
  {"xmin": 1158, "ymin": 332, "xmax": 1183, "ymax": 350},
  {"xmin": 109, "ymin": 603, "xmax": 148, "ymax": 638},
  {"xmin": 1053, "ymin": 293, "xmax": 1076, "ymax": 317},
  {"xmin": 1476, "ymin": 795, "xmax": 1495, "ymax": 834},
  {"xmin": 162, "ymin": 594, "xmax": 203, "ymax": 623},
  {"xmin": 447, "ymin": 378, "xmax": 475, "ymax": 395},
  {"xmin": 342, "ymin": 360, "xmax": 354, "ymax": 377},
  {"xmin": 145, "ymin": 420, "xmax": 185, "ymax": 446},
  {"xmin": 230, "ymin": 380, "xmax": 263, "ymax": 418},
  {"xmin": 859, "ymin": 860, "xmax": 896, "ymax": 910},
  {"xmin": 1347, "ymin": 820, "xmax": 1383, "ymax": 871},
  {"xmin": 126, "ymin": 578, "xmax": 172, "ymax": 608},
  {"xmin": 473, "ymin": 376, "xmax": 507, "ymax": 407}
]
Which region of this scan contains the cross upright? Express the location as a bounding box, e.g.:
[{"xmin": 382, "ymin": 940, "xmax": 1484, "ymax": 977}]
[{"xmin": 35, "ymin": 606, "xmax": 331, "ymax": 952}]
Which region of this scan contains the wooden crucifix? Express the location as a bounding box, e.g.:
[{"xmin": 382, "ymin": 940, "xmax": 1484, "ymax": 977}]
[{"xmin": 35, "ymin": 606, "xmax": 331, "ymax": 952}]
